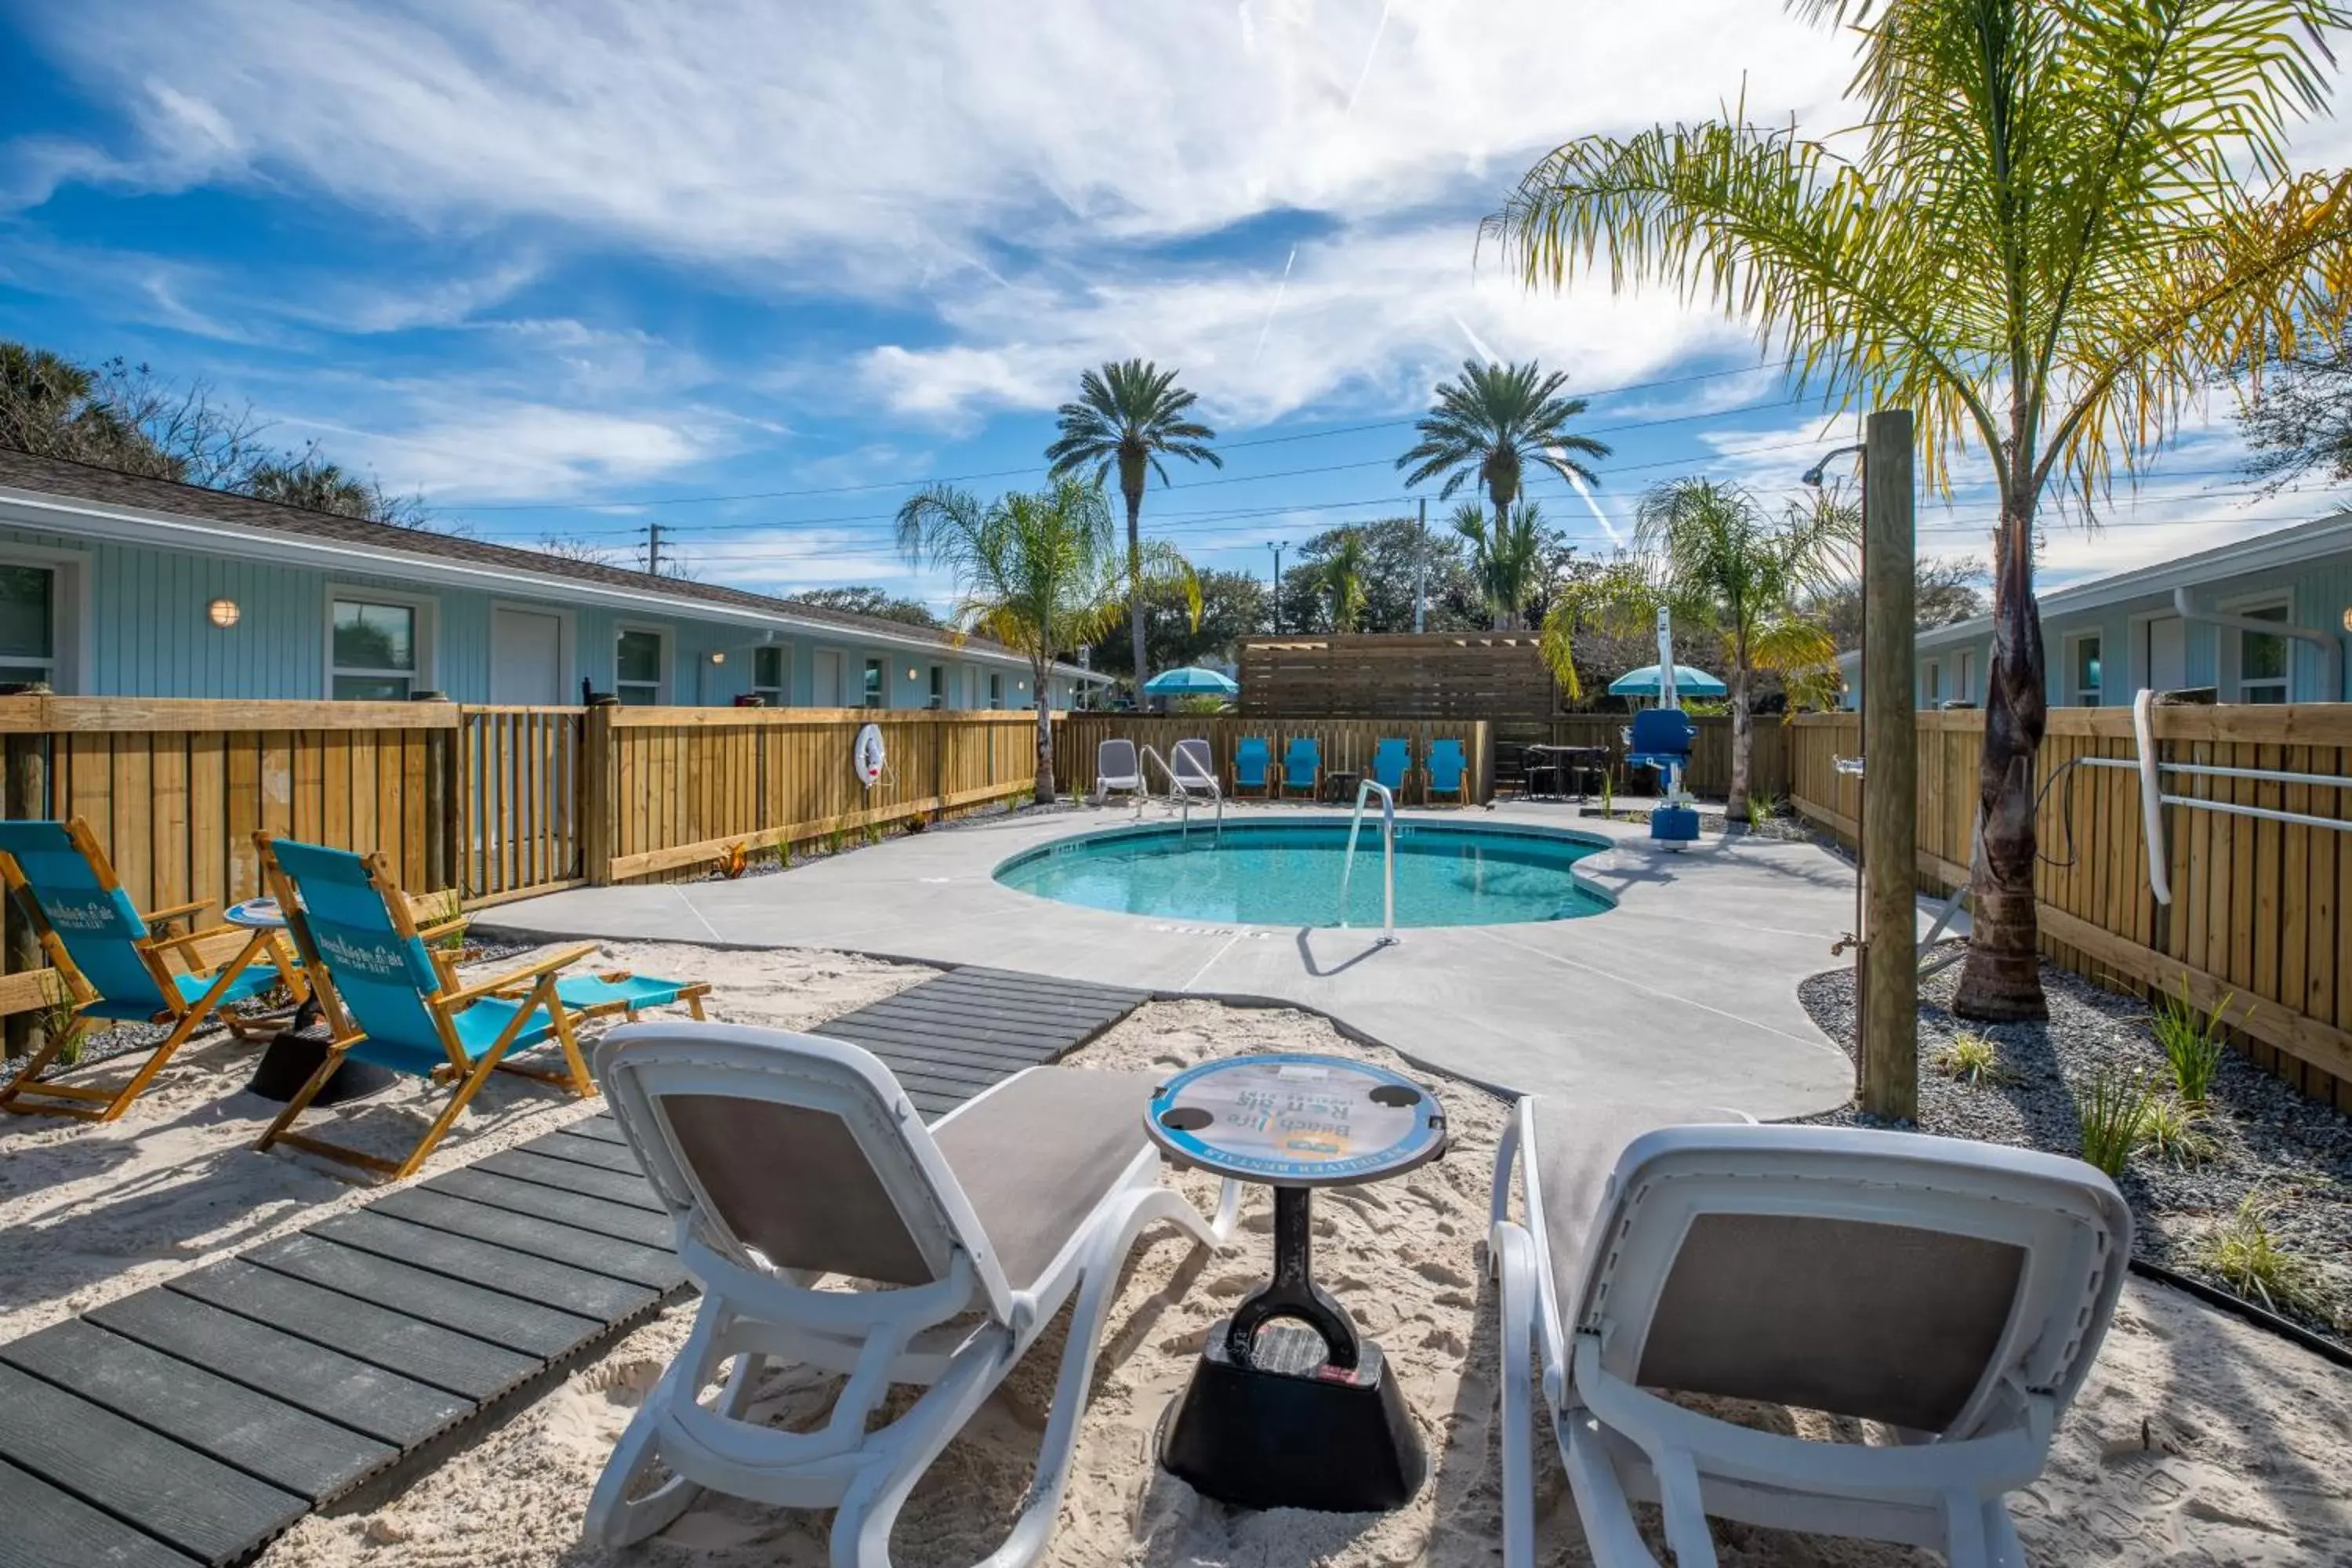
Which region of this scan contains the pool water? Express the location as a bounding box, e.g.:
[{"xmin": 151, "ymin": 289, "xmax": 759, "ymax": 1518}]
[{"xmin": 995, "ymin": 819, "xmax": 1613, "ymax": 928}]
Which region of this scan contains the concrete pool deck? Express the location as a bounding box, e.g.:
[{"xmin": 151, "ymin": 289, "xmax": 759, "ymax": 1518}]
[{"xmin": 483, "ymin": 800, "xmax": 1959, "ymax": 1120}]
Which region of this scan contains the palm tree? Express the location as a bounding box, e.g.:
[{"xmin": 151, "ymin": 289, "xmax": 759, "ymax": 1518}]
[
  {"xmin": 1319, "ymin": 528, "xmax": 1372, "ymax": 631},
  {"xmin": 245, "ymin": 458, "xmax": 376, "ymax": 518},
  {"xmin": 1045, "ymin": 361, "xmax": 1221, "ymax": 702},
  {"xmin": 1398, "ymin": 359, "xmax": 1612, "ymax": 532},
  {"xmin": 1486, "ymin": 2, "xmax": 2352, "ymax": 1021},
  {"xmin": 1451, "ymin": 499, "xmax": 1549, "ymax": 630},
  {"xmin": 1548, "ymin": 479, "xmax": 1850, "ymax": 822},
  {"xmin": 897, "ymin": 476, "xmax": 1197, "ymax": 800}
]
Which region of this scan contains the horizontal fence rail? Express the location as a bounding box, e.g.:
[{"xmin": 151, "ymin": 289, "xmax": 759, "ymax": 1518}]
[
  {"xmin": 1057, "ymin": 715, "xmax": 1494, "ymax": 804},
  {"xmin": 1788, "ymin": 705, "xmax": 2352, "ymax": 1111}
]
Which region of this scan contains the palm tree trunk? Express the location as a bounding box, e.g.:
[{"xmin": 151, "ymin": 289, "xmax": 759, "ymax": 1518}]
[
  {"xmin": 1032, "ymin": 656, "xmax": 1056, "ymax": 804},
  {"xmin": 1123, "ymin": 485, "xmax": 1148, "ymax": 710},
  {"xmin": 1952, "ymin": 503, "xmax": 2048, "ymax": 1021},
  {"xmin": 1490, "ymin": 477, "xmax": 1516, "ymax": 631},
  {"xmin": 1728, "ymin": 641, "xmax": 1752, "ymax": 825}
]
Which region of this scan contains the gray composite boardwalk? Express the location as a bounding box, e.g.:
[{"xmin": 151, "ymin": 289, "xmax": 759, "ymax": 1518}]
[{"xmin": 0, "ymin": 963, "xmax": 1149, "ymax": 1566}]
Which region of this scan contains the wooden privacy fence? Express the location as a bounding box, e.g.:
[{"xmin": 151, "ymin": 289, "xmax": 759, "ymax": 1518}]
[
  {"xmin": 1789, "ymin": 706, "xmax": 2352, "ymax": 1111},
  {"xmin": 461, "ymin": 705, "xmax": 582, "ymax": 902},
  {"xmin": 1057, "ymin": 714, "xmax": 1495, "ymax": 804},
  {"xmin": 1544, "ymin": 713, "xmax": 1791, "ymax": 802}
]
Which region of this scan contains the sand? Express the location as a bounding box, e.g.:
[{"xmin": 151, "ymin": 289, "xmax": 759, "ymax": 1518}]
[
  {"xmin": 234, "ymin": 993, "xmax": 2352, "ymax": 1568},
  {"xmin": 0, "ymin": 941, "xmax": 925, "ymax": 1342}
]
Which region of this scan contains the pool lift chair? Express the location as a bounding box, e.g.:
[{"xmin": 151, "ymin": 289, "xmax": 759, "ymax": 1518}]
[{"xmin": 1625, "ymin": 609, "xmax": 1700, "ymax": 848}]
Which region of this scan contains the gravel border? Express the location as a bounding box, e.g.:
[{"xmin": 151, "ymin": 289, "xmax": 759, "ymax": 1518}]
[{"xmin": 1797, "ymin": 949, "xmax": 2352, "ymax": 1350}]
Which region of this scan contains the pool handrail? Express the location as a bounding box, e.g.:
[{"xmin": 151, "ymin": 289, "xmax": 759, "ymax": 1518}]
[
  {"xmin": 1338, "ymin": 778, "xmax": 1399, "ymax": 947},
  {"xmin": 1141, "ymin": 742, "xmax": 1225, "ymax": 842}
]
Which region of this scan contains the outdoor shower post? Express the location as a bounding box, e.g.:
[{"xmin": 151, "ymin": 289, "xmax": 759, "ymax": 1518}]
[{"xmin": 1860, "ymin": 408, "xmax": 1918, "ymax": 1120}]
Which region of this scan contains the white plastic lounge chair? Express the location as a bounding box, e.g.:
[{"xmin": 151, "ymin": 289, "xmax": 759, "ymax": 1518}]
[
  {"xmin": 1488, "ymin": 1101, "xmax": 2130, "ymax": 1568},
  {"xmin": 1092, "ymin": 737, "xmax": 1145, "ymax": 808},
  {"xmin": 586, "ymin": 1022, "xmax": 1240, "ymax": 1567},
  {"xmin": 1171, "ymin": 738, "xmax": 1221, "ymax": 803}
]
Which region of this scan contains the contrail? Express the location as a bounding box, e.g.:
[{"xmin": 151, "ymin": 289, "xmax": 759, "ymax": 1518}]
[
  {"xmin": 1250, "ymin": 245, "xmax": 1301, "ymax": 368},
  {"xmin": 1457, "ymin": 312, "xmax": 1621, "ymax": 546}
]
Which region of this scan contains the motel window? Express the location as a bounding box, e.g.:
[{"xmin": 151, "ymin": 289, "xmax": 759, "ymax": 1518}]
[
  {"xmin": 2239, "ymin": 603, "xmax": 2291, "ymax": 704},
  {"xmin": 331, "ymin": 597, "xmax": 421, "ymax": 700},
  {"xmin": 1922, "ymin": 661, "xmax": 1944, "ymax": 707},
  {"xmin": 752, "ymin": 644, "xmax": 786, "ymax": 704},
  {"xmin": 988, "ymin": 672, "xmax": 1004, "ymax": 710},
  {"xmin": 927, "ymin": 665, "xmax": 946, "ymax": 710},
  {"xmin": 0, "ymin": 565, "xmax": 56, "ymax": 688},
  {"xmin": 2069, "ymin": 634, "xmax": 2102, "ymax": 707},
  {"xmin": 862, "ymin": 657, "xmax": 885, "ymax": 709},
  {"xmin": 615, "ymin": 626, "xmax": 666, "ymax": 705},
  {"xmin": 1956, "ymin": 650, "xmax": 1974, "ymax": 706}
]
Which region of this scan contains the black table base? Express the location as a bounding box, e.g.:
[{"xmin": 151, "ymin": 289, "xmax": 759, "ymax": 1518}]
[
  {"xmin": 240, "ymin": 1001, "xmax": 394, "ymax": 1106},
  {"xmin": 1159, "ymin": 1187, "xmax": 1426, "ymax": 1512}
]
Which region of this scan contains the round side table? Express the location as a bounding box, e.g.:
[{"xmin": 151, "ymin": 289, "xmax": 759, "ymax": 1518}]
[{"xmin": 1145, "ymin": 1051, "xmax": 1446, "ymax": 1512}]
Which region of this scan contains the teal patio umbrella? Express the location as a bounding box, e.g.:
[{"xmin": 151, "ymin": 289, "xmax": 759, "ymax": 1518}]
[
  {"xmin": 1607, "ymin": 663, "xmax": 1728, "ymax": 700},
  {"xmin": 1142, "ymin": 666, "xmax": 1240, "ymax": 697}
]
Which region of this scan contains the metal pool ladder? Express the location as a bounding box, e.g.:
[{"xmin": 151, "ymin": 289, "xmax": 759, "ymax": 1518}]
[
  {"xmin": 1338, "ymin": 778, "xmax": 1399, "ymax": 946},
  {"xmin": 1142, "ymin": 742, "xmax": 1225, "ymax": 841}
]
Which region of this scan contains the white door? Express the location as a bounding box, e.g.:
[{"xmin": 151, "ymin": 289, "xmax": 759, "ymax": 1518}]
[
  {"xmin": 2146, "ymin": 616, "xmax": 2186, "ymax": 692},
  {"xmin": 814, "ymin": 650, "xmax": 844, "ymax": 708},
  {"xmin": 489, "ymin": 608, "xmax": 564, "ymax": 704}
]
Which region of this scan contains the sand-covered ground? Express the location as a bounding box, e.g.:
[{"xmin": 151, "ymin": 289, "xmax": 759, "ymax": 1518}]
[{"xmin": 6, "ymin": 944, "xmax": 2349, "ymax": 1566}]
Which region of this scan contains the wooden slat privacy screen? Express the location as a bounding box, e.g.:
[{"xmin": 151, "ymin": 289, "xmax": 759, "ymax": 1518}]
[
  {"xmin": 1238, "ymin": 635, "xmax": 1559, "ymax": 719},
  {"xmin": 1788, "ymin": 706, "xmax": 2352, "ymax": 1111}
]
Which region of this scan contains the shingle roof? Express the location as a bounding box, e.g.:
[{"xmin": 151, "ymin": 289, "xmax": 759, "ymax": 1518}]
[{"xmin": 0, "ymin": 447, "xmax": 1033, "ymax": 661}]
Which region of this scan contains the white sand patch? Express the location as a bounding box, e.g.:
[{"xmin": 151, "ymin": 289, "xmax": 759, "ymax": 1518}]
[
  {"xmin": 252, "ymin": 996, "xmax": 2352, "ymax": 1568},
  {"xmin": 0, "ymin": 941, "xmax": 924, "ymax": 1341}
]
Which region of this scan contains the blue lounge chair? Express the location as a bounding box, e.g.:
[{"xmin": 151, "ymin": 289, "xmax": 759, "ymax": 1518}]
[
  {"xmin": 1370, "ymin": 738, "xmax": 1410, "ymax": 800},
  {"xmin": 1426, "ymin": 739, "xmax": 1468, "ymax": 807},
  {"xmin": 0, "ymin": 817, "xmax": 302, "ymax": 1122},
  {"xmin": 1282, "ymin": 736, "xmax": 1322, "ymax": 800},
  {"xmin": 255, "ymin": 834, "xmax": 706, "ymax": 1180},
  {"xmin": 1235, "ymin": 736, "xmax": 1274, "ymax": 797}
]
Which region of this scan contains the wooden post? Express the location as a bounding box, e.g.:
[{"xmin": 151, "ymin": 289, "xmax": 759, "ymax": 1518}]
[
  {"xmin": 580, "ymin": 699, "xmax": 616, "ymax": 886},
  {"xmin": 423, "ymin": 704, "xmax": 455, "ymax": 895},
  {"xmin": 1860, "ymin": 408, "xmax": 1919, "ymax": 1119},
  {"xmin": 4, "ymin": 731, "xmax": 50, "ymax": 1061}
]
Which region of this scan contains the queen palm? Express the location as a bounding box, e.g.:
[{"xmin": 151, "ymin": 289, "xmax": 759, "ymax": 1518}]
[
  {"xmin": 1488, "ymin": 1, "xmax": 2352, "ymax": 1020},
  {"xmin": 1319, "ymin": 528, "xmax": 1372, "ymax": 630},
  {"xmin": 897, "ymin": 476, "xmax": 1197, "ymax": 801},
  {"xmin": 1398, "ymin": 359, "xmax": 1611, "ymax": 533},
  {"xmin": 1045, "ymin": 361, "xmax": 1221, "ymax": 702},
  {"xmin": 1451, "ymin": 499, "xmax": 1548, "ymax": 630}
]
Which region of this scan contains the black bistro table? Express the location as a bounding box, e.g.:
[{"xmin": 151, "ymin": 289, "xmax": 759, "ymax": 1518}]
[
  {"xmin": 1145, "ymin": 1051, "xmax": 1448, "ymax": 1512},
  {"xmin": 223, "ymin": 898, "xmax": 393, "ymax": 1105}
]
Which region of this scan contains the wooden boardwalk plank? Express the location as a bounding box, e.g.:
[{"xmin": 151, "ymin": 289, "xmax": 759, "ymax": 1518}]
[
  {"xmin": 856, "ymin": 985, "xmax": 1134, "ymax": 1030},
  {"xmin": 825, "ymin": 1010, "xmax": 1079, "ymax": 1058},
  {"xmin": 0, "ymin": 1363, "xmax": 305, "ymax": 1567},
  {"xmin": 475, "ymin": 1149, "xmax": 665, "ymax": 1214},
  {"xmin": 168, "ymin": 1261, "xmax": 538, "ymax": 1403},
  {"xmin": 244, "ymin": 1234, "xmax": 604, "ymax": 1361},
  {"xmin": 85, "ymin": 1291, "xmax": 467, "ymax": 1450},
  {"xmin": 424, "ymin": 1167, "xmax": 673, "ymax": 1250},
  {"xmin": 310, "ymin": 1210, "xmax": 659, "ymax": 1323},
  {"xmin": 519, "ymin": 1128, "xmax": 647, "ymax": 1175},
  {"xmin": 369, "ymin": 1188, "xmax": 684, "ymax": 1291},
  {"xmin": 822, "ymin": 1029, "xmax": 1040, "ymax": 1087},
  {"xmin": 0, "ymin": 1455, "xmax": 198, "ymax": 1568},
  {"xmin": 563, "ymin": 1114, "xmax": 630, "ymax": 1145},
  {"xmin": 0, "ymin": 1320, "xmax": 395, "ymax": 1504}
]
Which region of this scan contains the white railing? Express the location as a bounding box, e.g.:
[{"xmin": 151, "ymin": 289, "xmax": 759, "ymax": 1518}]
[
  {"xmin": 1338, "ymin": 778, "xmax": 1399, "ymax": 946},
  {"xmin": 1142, "ymin": 743, "xmax": 1224, "ymax": 840}
]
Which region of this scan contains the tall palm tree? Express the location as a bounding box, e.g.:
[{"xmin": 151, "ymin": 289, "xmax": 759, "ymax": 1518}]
[
  {"xmin": 1319, "ymin": 528, "xmax": 1372, "ymax": 631},
  {"xmin": 1045, "ymin": 361, "xmax": 1221, "ymax": 702},
  {"xmin": 1451, "ymin": 499, "xmax": 1549, "ymax": 630},
  {"xmin": 1398, "ymin": 359, "xmax": 1612, "ymax": 531},
  {"xmin": 245, "ymin": 458, "xmax": 376, "ymax": 518},
  {"xmin": 1487, "ymin": 1, "xmax": 2352, "ymax": 1021},
  {"xmin": 897, "ymin": 476, "xmax": 1197, "ymax": 800}
]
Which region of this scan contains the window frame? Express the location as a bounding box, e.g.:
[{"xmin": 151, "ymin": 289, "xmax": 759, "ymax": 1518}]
[
  {"xmin": 862, "ymin": 656, "xmax": 885, "ymax": 710},
  {"xmin": 1922, "ymin": 659, "xmax": 1944, "ymax": 707},
  {"xmin": 325, "ymin": 585, "xmax": 435, "ymax": 702},
  {"xmin": 2064, "ymin": 631, "xmax": 2103, "ymax": 707},
  {"xmin": 2225, "ymin": 591, "xmax": 2293, "ymax": 704},
  {"xmin": 614, "ymin": 622, "xmax": 671, "ymax": 706},
  {"xmin": 750, "ymin": 643, "xmax": 788, "ymax": 705},
  {"xmin": 988, "ymin": 671, "xmax": 1004, "ymax": 710},
  {"xmin": 0, "ymin": 543, "xmax": 91, "ymax": 694},
  {"xmin": 926, "ymin": 663, "xmax": 946, "ymax": 710},
  {"xmin": 1955, "ymin": 649, "xmax": 1974, "ymax": 706}
]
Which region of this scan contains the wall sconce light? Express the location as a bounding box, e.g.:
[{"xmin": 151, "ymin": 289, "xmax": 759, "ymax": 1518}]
[
  {"xmin": 2342, "ymin": 607, "xmax": 2352, "ymax": 635},
  {"xmin": 907, "ymin": 666, "xmax": 919, "ymax": 680},
  {"xmin": 709, "ymin": 651, "xmax": 725, "ymax": 665},
  {"xmin": 1016, "ymin": 681, "xmax": 1027, "ymax": 691},
  {"xmin": 206, "ymin": 597, "xmax": 241, "ymax": 628}
]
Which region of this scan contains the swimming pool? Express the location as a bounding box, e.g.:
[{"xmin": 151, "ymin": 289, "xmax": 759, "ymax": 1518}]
[{"xmin": 994, "ymin": 818, "xmax": 1613, "ymax": 928}]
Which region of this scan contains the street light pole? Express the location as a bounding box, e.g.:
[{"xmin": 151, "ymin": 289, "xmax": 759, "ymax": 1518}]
[{"xmin": 1268, "ymin": 540, "xmax": 1285, "ymax": 635}]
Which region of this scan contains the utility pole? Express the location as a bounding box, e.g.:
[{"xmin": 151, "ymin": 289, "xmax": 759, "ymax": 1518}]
[
  {"xmin": 1268, "ymin": 540, "xmax": 1284, "ymax": 635},
  {"xmin": 1414, "ymin": 498, "xmax": 1428, "ymax": 633},
  {"xmin": 1860, "ymin": 408, "xmax": 1918, "ymax": 1120},
  {"xmin": 644, "ymin": 521, "xmax": 664, "ymax": 577}
]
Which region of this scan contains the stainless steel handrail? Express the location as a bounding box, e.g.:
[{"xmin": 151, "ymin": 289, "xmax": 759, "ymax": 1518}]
[
  {"xmin": 1144, "ymin": 743, "xmax": 1225, "ymax": 840},
  {"xmin": 1338, "ymin": 779, "xmax": 1399, "ymax": 946}
]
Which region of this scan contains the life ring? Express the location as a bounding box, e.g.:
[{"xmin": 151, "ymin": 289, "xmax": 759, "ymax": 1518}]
[{"xmin": 853, "ymin": 722, "xmax": 887, "ymax": 788}]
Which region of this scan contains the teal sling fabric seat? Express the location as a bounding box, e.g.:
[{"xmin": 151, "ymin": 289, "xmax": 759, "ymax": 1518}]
[
  {"xmin": 1281, "ymin": 736, "xmax": 1322, "ymax": 798},
  {"xmin": 1234, "ymin": 737, "xmax": 1273, "ymax": 797},
  {"xmin": 1427, "ymin": 739, "xmax": 1469, "ymax": 805},
  {"xmin": 1370, "ymin": 738, "xmax": 1410, "ymax": 797}
]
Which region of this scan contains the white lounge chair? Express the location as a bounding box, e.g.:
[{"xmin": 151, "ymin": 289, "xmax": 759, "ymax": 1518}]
[
  {"xmin": 1488, "ymin": 1102, "xmax": 2130, "ymax": 1568},
  {"xmin": 1091, "ymin": 737, "xmax": 1145, "ymax": 808},
  {"xmin": 586, "ymin": 1022, "xmax": 1240, "ymax": 1567},
  {"xmin": 1171, "ymin": 738, "xmax": 1221, "ymax": 803}
]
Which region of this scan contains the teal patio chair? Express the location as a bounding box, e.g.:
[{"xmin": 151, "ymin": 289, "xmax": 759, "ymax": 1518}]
[
  {"xmin": 1235, "ymin": 736, "xmax": 1274, "ymax": 797},
  {"xmin": 0, "ymin": 817, "xmax": 301, "ymax": 1122},
  {"xmin": 1281, "ymin": 736, "xmax": 1322, "ymax": 800},
  {"xmin": 1426, "ymin": 739, "xmax": 1468, "ymax": 807},
  {"xmin": 1370, "ymin": 738, "xmax": 1410, "ymax": 800},
  {"xmin": 255, "ymin": 834, "xmax": 706, "ymax": 1181}
]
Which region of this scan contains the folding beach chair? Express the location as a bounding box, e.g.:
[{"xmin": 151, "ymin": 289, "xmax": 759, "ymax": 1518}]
[
  {"xmin": 1280, "ymin": 735, "xmax": 1321, "ymax": 800},
  {"xmin": 0, "ymin": 817, "xmax": 302, "ymax": 1122},
  {"xmin": 1091, "ymin": 737, "xmax": 1145, "ymax": 808},
  {"xmin": 1370, "ymin": 737, "xmax": 1410, "ymax": 799},
  {"xmin": 586, "ymin": 1022, "xmax": 1241, "ymax": 1567},
  {"xmin": 1488, "ymin": 1105, "xmax": 2131, "ymax": 1568},
  {"xmin": 1234, "ymin": 735, "xmax": 1274, "ymax": 797},
  {"xmin": 1426, "ymin": 738, "xmax": 1468, "ymax": 806},
  {"xmin": 253, "ymin": 834, "xmax": 707, "ymax": 1180}
]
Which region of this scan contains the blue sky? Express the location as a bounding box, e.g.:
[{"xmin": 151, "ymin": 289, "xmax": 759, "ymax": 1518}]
[{"xmin": 6, "ymin": 0, "xmax": 2352, "ymax": 610}]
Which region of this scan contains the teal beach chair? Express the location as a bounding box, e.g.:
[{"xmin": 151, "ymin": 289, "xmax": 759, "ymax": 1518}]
[
  {"xmin": 1426, "ymin": 739, "xmax": 1468, "ymax": 807},
  {"xmin": 1235, "ymin": 736, "xmax": 1274, "ymax": 797},
  {"xmin": 1370, "ymin": 738, "xmax": 1410, "ymax": 800},
  {"xmin": 255, "ymin": 834, "xmax": 706, "ymax": 1180},
  {"xmin": 0, "ymin": 817, "xmax": 301, "ymax": 1122},
  {"xmin": 1281, "ymin": 736, "xmax": 1322, "ymax": 800}
]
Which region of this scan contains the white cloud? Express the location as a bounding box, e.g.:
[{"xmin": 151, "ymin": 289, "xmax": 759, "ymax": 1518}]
[{"xmin": 278, "ymin": 400, "xmax": 731, "ymax": 500}]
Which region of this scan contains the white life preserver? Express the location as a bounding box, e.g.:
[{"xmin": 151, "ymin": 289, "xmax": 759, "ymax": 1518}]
[{"xmin": 853, "ymin": 722, "xmax": 887, "ymax": 788}]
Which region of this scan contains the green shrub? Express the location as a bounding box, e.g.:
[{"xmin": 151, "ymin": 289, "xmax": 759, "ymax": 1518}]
[
  {"xmin": 2151, "ymin": 980, "xmax": 2230, "ymax": 1105},
  {"xmin": 1931, "ymin": 1031, "xmax": 2020, "ymax": 1087},
  {"xmin": 2139, "ymin": 1095, "xmax": 2215, "ymax": 1167},
  {"xmin": 2077, "ymin": 1067, "xmax": 2155, "ymax": 1177},
  {"xmin": 2199, "ymin": 1189, "xmax": 2332, "ymax": 1319},
  {"xmin": 1746, "ymin": 790, "xmax": 1788, "ymax": 821}
]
